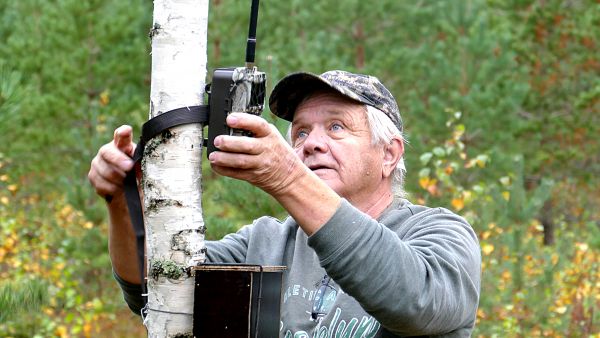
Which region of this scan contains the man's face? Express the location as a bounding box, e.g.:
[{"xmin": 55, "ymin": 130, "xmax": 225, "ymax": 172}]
[{"xmin": 290, "ymin": 91, "xmax": 386, "ymax": 201}]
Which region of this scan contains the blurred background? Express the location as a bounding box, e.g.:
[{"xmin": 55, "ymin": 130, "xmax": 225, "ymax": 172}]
[{"xmin": 0, "ymin": 0, "xmax": 598, "ymax": 336}]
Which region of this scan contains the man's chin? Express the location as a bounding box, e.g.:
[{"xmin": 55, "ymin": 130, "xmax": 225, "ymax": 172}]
[
  {"xmin": 315, "ymin": 174, "xmax": 342, "ymax": 192},
  {"xmin": 313, "ymin": 168, "xmax": 337, "ymax": 179}
]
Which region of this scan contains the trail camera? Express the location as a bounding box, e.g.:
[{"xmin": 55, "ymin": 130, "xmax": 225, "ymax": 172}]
[
  {"xmin": 195, "ymin": 0, "xmax": 285, "ymax": 334},
  {"xmin": 205, "ymin": 0, "xmax": 266, "ymax": 157},
  {"xmin": 206, "ymin": 66, "xmax": 266, "ymax": 155}
]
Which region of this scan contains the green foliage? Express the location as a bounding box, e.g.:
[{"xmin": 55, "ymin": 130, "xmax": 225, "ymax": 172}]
[
  {"xmin": 0, "ymin": 278, "xmax": 48, "ymax": 323},
  {"xmin": 490, "ymin": 155, "xmax": 554, "ymax": 291},
  {"xmin": 202, "ymin": 173, "xmax": 286, "ymax": 240},
  {"xmin": 492, "ymin": 155, "xmax": 554, "ymax": 226},
  {"xmin": 0, "ymin": 60, "xmax": 26, "ymax": 128},
  {"xmin": 0, "ymin": 0, "xmax": 151, "ymax": 222},
  {"xmin": 0, "ymin": 0, "xmax": 598, "ymax": 336},
  {"xmin": 0, "ymin": 152, "xmax": 143, "ymax": 336},
  {"xmin": 414, "ymin": 112, "xmax": 598, "ymax": 336},
  {"xmin": 503, "ymin": 0, "xmax": 600, "ymax": 183}
]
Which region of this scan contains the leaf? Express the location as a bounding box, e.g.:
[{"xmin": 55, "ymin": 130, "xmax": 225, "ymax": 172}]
[
  {"xmin": 553, "ymin": 306, "xmax": 567, "ymax": 314},
  {"xmin": 482, "ymin": 243, "xmax": 494, "ymax": 255},
  {"xmin": 432, "ymin": 147, "xmax": 446, "ymax": 157},
  {"xmin": 99, "ymin": 90, "xmax": 110, "ymax": 106},
  {"xmin": 451, "ymin": 197, "xmax": 465, "ymax": 211},
  {"xmin": 419, "ymin": 152, "xmax": 433, "ymax": 165},
  {"xmin": 499, "ymin": 176, "xmax": 511, "ymax": 186},
  {"xmin": 418, "ymin": 167, "xmax": 430, "ymax": 178},
  {"xmin": 444, "ymin": 165, "xmax": 454, "ymax": 175},
  {"xmin": 475, "ymin": 154, "xmax": 489, "ymax": 168},
  {"xmin": 419, "ymin": 176, "xmax": 430, "ymax": 189}
]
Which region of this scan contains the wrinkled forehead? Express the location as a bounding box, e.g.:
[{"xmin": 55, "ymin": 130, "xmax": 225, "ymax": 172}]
[{"xmin": 292, "ymin": 89, "xmax": 367, "ymax": 122}]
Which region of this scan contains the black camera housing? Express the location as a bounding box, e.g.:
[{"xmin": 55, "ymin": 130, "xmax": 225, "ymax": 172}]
[{"xmin": 206, "ymin": 67, "xmax": 266, "ymax": 157}]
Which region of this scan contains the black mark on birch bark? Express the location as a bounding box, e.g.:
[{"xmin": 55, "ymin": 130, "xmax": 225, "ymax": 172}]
[
  {"xmin": 146, "ymin": 198, "xmax": 183, "ymax": 213},
  {"xmin": 149, "ymin": 23, "xmax": 161, "ymax": 38}
]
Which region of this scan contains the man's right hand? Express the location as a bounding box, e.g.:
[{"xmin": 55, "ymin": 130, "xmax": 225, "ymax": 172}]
[
  {"xmin": 88, "ymin": 125, "xmax": 137, "ymax": 200},
  {"xmin": 89, "ymin": 125, "xmax": 142, "ymax": 284}
]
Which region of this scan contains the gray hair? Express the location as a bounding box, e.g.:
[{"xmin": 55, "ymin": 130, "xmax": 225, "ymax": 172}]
[
  {"xmin": 286, "ymin": 104, "xmax": 407, "ymax": 198},
  {"xmin": 365, "ymin": 105, "xmax": 406, "ymax": 198}
]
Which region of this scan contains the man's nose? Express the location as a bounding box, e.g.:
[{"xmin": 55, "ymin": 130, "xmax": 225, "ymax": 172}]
[{"xmin": 303, "ymin": 129, "xmax": 329, "ymax": 155}]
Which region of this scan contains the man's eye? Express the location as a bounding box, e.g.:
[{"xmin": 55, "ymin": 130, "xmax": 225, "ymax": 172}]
[
  {"xmin": 297, "ymin": 130, "xmax": 308, "ymax": 138},
  {"xmin": 330, "ymin": 123, "xmax": 343, "ymax": 131}
]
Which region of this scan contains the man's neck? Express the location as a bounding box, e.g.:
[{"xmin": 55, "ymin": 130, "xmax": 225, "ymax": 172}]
[{"xmin": 348, "ymin": 185, "xmax": 395, "ymax": 220}]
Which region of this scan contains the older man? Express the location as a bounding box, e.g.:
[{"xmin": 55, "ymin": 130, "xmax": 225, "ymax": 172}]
[{"xmin": 89, "ymin": 70, "xmax": 481, "ymax": 337}]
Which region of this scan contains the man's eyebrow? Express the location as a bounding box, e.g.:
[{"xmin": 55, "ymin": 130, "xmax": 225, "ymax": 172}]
[{"xmin": 292, "ymin": 109, "xmax": 348, "ymax": 125}]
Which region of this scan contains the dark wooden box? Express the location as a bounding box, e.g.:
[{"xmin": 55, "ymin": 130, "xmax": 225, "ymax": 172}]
[{"xmin": 193, "ymin": 264, "xmax": 286, "ymax": 338}]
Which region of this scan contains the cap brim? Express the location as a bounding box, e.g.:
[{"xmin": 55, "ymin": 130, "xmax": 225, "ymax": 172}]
[{"xmin": 268, "ymin": 72, "xmax": 350, "ymax": 122}]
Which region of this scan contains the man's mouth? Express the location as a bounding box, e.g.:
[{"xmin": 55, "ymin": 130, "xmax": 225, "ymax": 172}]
[{"xmin": 308, "ymin": 164, "xmax": 331, "ymax": 171}]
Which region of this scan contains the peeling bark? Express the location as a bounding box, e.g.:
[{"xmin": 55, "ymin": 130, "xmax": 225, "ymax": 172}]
[{"xmin": 143, "ymin": 0, "xmax": 209, "ymax": 336}]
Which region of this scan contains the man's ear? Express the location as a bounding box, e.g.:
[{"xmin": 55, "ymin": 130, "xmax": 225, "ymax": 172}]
[{"xmin": 382, "ymin": 138, "xmax": 404, "ymax": 178}]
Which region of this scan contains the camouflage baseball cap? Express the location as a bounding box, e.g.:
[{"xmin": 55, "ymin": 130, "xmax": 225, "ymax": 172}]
[{"xmin": 269, "ymin": 70, "xmax": 402, "ymax": 131}]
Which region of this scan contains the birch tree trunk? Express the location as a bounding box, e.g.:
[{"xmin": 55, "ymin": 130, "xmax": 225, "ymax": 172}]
[{"xmin": 142, "ymin": 0, "xmax": 209, "ymax": 336}]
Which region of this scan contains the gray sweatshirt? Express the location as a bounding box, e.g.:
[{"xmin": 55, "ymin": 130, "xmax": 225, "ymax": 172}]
[{"xmin": 116, "ymin": 198, "xmax": 481, "ymax": 337}]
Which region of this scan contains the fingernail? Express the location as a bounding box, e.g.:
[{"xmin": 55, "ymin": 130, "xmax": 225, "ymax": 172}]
[
  {"xmin": 122, "ymin": 160, "xmax": 133, "ymax": 168},
  {"xmin": 214, "ymin": 136, "xmax": 221, "ymax": 147},
  {"xmin": 208, "ymin": 152, "xmax": 216, "ymax": 161},
  {"xmin": 227, "ymin": 115, "xmax": 238, "ymax": 124}
]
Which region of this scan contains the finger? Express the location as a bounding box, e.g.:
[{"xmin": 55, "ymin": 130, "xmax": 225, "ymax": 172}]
[
  {"xmin": 93, "ymin": 177, "xmax": 123, "ymax": 198},
  {"xmin": 227, "ymin": 113, "xmax": 272, "ymax": 138},
  {"xmin": 209, "ymin": 162, "xmax": 252, "ymax": 182},
  {"xmin": 100, "ymin": 143, "xmax": 135, "ymax": 173},
  {"xmin": 88, "ymin": 157, "xmax": 125, "ymax": 197},
  {"xmin": 208, "ymin": 150, "xmax": 256, "ymax": 170},
  {"xmin": 114, "ymin": 125, "xmax": 136, "ymax": 157},
  {"xmin": 214, "ymin": 134, "xmax": 261, "ymax": 155},
  {"xmin": 92, "ymin": 154, "xmax": 128, "ymax": 186}
]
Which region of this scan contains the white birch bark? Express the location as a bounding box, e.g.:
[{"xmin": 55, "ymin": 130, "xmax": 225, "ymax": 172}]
[{"xmin": 143, "ymin": 0, "xmax": 209, "ymax": 336}]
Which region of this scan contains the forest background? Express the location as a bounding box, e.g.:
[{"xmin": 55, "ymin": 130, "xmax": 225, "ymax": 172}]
[{"xmin": 0, "ymin": 0, "xmax": 598, "ymax": 337}]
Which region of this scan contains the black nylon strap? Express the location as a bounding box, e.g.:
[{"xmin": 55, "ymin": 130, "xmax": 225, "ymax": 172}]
[
  {"xmin": 133, "ymin": 105, "xmax": 210, "ymax": 162},
  {"xmin": 122, "ymin": 104, "xmax": 209, "ymax": 313}
]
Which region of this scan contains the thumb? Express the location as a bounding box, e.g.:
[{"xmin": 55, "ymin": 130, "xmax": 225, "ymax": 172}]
[{"xmin": 114, "ymin": 125, "xmax": 136, "ymax": 157}]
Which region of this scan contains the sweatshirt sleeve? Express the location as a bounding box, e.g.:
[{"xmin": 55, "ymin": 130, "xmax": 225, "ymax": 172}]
[
  {"xmin": 205, "ymin": 223, "xmax": 252, "ymax": 263},
  {"xmin": 307, "ymin": 199, "xmax": 481, "ymax": 336},
  {"xmin": 112, "ymin": 225, "xmax": 253, "ymax": 316},
  {"xmin": 112, "ymin": 269, "xmax": 145, "ymax": 315},
  {"xmin": 113, "ymin": 216, "xmax": 287, "ymax": 315}
]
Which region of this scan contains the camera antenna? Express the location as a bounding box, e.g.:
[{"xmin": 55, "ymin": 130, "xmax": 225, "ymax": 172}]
[{"xmin": 245, "ymin": 0, "xmax": 260, "ymax": 68}]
